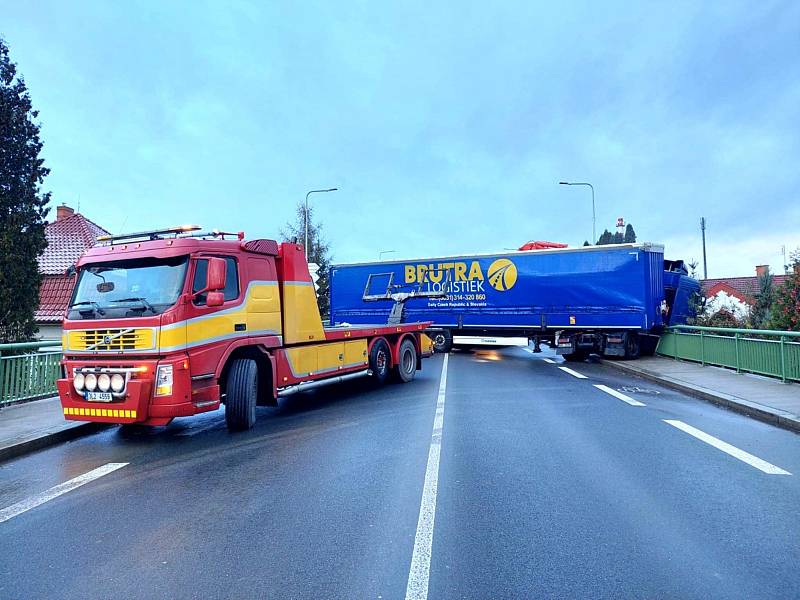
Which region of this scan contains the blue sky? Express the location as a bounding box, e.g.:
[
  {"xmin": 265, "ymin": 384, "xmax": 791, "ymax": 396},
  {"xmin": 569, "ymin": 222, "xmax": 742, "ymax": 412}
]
[{"xmin": 3, "ymin": 1, "xmax": 799, "ymax": 277}]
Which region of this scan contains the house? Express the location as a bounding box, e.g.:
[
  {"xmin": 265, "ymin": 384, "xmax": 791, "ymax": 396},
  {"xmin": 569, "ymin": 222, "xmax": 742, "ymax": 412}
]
[
  {"xmin": 36, "ymin": 204, "xmax": 109, "ymax": 339},
  {"xmin": 701, "ymin": 265, "xmax": 789, "ymax": 322}
]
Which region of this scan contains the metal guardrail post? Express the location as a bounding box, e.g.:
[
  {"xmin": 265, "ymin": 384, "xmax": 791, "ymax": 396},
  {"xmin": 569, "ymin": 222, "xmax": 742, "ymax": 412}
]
[
  {"xmin": 780, "ymin": 336, "xmax": 786, "ymax": 383},
  {"xmin": 700, "ymin": 330, "xmax": 705, "ymax": 366},
  {"xmin": 734, "ymin": 333, "xmax": 740, "ymax": 373}
]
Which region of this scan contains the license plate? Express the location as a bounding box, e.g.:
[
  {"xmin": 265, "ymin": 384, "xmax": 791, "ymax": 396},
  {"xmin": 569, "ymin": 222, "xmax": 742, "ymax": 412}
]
[{"xmin": 86, "ymin": 392, "xmax": 113, "ymax": 402}]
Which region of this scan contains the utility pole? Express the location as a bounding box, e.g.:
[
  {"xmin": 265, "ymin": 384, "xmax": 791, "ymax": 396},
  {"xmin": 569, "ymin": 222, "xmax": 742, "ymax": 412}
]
[{"xmin": 701, "ymin": 217, "xmax": 708, "ymax": 279}]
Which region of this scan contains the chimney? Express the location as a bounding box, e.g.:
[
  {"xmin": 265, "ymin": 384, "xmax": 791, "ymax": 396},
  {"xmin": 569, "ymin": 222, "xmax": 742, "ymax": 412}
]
[
  {"xmin": 755, "ymin": 265, "xmax": 769, "ymax": 278},
  {"xmin": 56, "ymin": 203, "xmax": 75, "ymax": 221}
]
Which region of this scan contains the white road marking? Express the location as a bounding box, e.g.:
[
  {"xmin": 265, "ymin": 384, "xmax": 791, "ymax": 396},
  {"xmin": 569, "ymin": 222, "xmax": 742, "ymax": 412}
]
[
  {"xmin": 594, "ymin": 384, "xmax": 646, "ymax": 406},
  {"xmin": 663, "ymin": 420, "xmax": 791, "ymax": 475},
  {"xmin": 558, "ymin": 366, "xmax": 587, "ymax": 379},
  {"xmin": 0, "ymin": 463, "xmax": 129, "ymax": 524},
  {"xmin": 405, "ymin": 354, "xmax": 448, "ymax": 600},
  {"xmin": 522, "ymin": 348, "xmax": 557, "ymax": 364}
]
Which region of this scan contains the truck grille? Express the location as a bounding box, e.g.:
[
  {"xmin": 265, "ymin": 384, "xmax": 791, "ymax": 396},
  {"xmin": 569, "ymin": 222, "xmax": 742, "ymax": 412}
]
[{"xmin": 70, "ymin": 328, "xmax": 155, "ymax": 351}]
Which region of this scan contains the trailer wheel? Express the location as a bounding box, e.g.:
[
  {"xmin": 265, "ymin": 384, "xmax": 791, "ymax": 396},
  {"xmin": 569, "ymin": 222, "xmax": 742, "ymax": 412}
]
[
  {"xmin": 562, "ymin": 350, "xmax": 588, "ymax": 362},
  {"xmin": 225, "ymin": 358, "xmax": 258, "ymax": 431},
  {"xmin": 369, "ymin": 339, "xmax": 391, "ymax": 385},
  {"xmin": 394, "ymin": 339, "xmax": 417, "ymax": 383},
  {"xmin": 624, "ymin": 332, "xmax": 640, "ymax": 360},
  {"xmin": 432, "ymin": 329, "xmax": 452, "ymax": 353}
]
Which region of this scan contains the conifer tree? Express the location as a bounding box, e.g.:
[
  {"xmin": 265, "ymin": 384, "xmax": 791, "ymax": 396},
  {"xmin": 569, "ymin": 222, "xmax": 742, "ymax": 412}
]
[{"xmin": 0, "ymin": 38, "xmax": 50, "ymax": 342}]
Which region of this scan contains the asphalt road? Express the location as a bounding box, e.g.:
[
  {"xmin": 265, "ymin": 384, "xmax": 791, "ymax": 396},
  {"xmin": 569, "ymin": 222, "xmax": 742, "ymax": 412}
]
[{"xmin": 1, "ymin": 347, "xmax": 799, "ymax": 599}]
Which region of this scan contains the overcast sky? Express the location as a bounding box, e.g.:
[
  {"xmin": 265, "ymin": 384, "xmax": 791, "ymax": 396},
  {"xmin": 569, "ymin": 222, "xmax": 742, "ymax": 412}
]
[{"xmin": 3, "ymin": 1, "xmax": 799, "ymax": 277}]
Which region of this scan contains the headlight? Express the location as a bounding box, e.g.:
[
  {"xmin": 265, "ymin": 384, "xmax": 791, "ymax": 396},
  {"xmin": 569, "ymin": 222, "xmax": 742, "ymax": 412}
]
[
  {"xmin": 111, "ymin": 373, "xmax": 125, "ymax": 393},
  {"xmin": 73, "ymin": 372, "xmax": 85, "ymax": 392},
  {"xmin": 84, "ymin": 373, "xmax": 97, "ymax": 391},
  {"xmin": 98, "ymin": 373, "xmax": 111, "ymax": 392},
  {"xmin": 155, "ymin": 364, "xmax": 173, "ymax": 396}
]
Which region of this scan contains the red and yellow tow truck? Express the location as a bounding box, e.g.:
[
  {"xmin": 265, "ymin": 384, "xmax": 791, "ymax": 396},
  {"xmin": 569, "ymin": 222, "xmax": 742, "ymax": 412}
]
[{"xmin": 57, "ymin": 226, "xmax": 434, "ymax": 430}]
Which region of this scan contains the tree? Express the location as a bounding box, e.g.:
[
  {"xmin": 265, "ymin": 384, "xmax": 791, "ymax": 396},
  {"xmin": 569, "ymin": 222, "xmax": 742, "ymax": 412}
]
[
  {"xmin": 613, "ymin": 231, "xmax": 624, "ymax": 244},
  {"xmin": 280, "ymin": 203, "xmax": 333, "ymax": 318},
  {"xmin": 749, "ymin": 267, "xmax": 774, "ymax": 329},
  {"xmin": 582, "ymin": 240, "xmax": 590, "ymax": 246},
  {"xmin": 770, "ymin": 249, "xmax": 800, "ymax": 331},
  {"xmin": 624, "ymin": 223, "xmax": 636, "ymax": 243},
  {"xmin": 0, "ymin": 38, "xmax": 50, "ymax": 342},
  {"xmin": 596, "ymin": 229, "xmax": 613, "ymax": 245}
]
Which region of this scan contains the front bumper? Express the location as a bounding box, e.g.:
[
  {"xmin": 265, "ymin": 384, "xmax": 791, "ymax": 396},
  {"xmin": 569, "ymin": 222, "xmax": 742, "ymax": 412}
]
[{"xmin": 58, "ymin": 378, "xmax": 153, "ymax": 422}]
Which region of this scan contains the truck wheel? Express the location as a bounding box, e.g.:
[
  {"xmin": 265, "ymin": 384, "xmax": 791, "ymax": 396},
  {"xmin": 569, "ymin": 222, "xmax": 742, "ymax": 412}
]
[
  {"xmin": 394, "ymin": 339, "xmax": 417, "ymax": 383},
  {"xmin": 432, "ymin": 330, "xmax": 452, "ymax": 353},
  {"xmin": 225, "ymin": 358, "xmax": 258, "ymax": 431},
  {"xmin": 369, "ymin": 339, "xmax": 391, "ymax": 385},
  {"xmin": 562, "ymin": 350, "xmax": 588, "ymax": 362},
  {"xmin": 624, "ymin": 333, "xmax": 640, "ymax": 360}
]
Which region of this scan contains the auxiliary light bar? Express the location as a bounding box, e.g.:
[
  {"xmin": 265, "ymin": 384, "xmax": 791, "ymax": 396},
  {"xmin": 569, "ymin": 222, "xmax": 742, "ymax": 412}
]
[{"xmin": 96, "ymin": 225, "xmax": 202, "ymax": 244}]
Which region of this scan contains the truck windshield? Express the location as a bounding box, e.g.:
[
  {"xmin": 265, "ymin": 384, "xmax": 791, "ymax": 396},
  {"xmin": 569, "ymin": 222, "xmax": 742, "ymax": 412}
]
[{"xmin": 68, "ymin": 256, "xmax": 189, "ymax": 319}]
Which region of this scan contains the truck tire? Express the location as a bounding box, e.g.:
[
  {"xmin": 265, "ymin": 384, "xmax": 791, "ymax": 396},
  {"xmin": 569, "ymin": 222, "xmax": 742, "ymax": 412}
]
[
  {"xmin": 624, "ymin": 332, "xmax": 640, "ymax": 360},
  {"xmin": 225, "ymin": 358, "xmax": 258, "ymax": 431},
  {"xmin": 562, "ymin": 350, "xmax": 588, "ymax": 362},
  {"xmin": 432, "ymin": 329, "xmax": 452, "ymax": 353},
  {"xmin": 394, "ymin": 339, "xmax": 417, "ymax": 383},
  {"xmin": 369, "ymin": 339, "xmax": 391, "ymax": 385}
]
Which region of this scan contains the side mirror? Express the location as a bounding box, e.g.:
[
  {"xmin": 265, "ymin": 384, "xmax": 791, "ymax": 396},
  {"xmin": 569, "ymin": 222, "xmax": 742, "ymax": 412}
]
[
  {"xmin": 206, "ymin": 257, "xmax": 226, "ymax": 291},
  {"xmin": 206, "ymin": 291, "xmax": 224, "ymax": 307}
]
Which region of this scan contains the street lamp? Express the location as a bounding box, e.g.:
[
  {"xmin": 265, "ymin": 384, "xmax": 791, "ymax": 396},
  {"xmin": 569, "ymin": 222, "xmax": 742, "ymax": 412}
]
[
  {"xmin": 559, "ymin": 181, "xmax": 595, "ymax": 243},
  {"xmin": 378, "ymin": 250, "xmax": 396, "ymax": 261},
  {"xmin": 304, "ymin": 188, "xmax": 338, "ymax": 254}
]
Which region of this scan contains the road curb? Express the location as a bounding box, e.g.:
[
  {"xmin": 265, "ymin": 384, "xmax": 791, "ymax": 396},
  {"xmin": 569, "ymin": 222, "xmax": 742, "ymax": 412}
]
[
  {"xmin": 0, "ymin": 422, "xmax": 110, "ymax": 464},
  {"xmin": 599, "ymin": 359, "xmax": 800, "ymax": 435}
]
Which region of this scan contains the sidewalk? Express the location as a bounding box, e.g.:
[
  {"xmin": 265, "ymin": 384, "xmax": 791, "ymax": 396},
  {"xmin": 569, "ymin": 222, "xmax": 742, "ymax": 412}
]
[
  {"xmin": 0, "ymin": 397, "xmax": 107, "ymax": 462},
  {"xmin": 603, "ymin": 356, "xmax": 800, "ymax": 433}
]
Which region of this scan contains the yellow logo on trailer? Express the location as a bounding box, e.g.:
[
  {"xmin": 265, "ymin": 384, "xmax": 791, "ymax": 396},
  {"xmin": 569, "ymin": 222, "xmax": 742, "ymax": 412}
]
[{"xmin": 487, "ymin": 258, "xmax": 517, "ymax": 291}]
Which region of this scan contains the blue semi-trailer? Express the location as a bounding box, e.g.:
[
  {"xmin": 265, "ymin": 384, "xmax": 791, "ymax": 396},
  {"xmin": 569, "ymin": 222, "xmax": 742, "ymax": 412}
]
[{"xmin": 329, "ymin": 243, "xmax": 700, "ymax": 360}]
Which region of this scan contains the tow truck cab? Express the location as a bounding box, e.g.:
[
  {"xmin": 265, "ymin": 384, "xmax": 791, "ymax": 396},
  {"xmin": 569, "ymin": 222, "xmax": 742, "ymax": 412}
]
[{"xmin": 57, "ymin": 226, "xmax": 433, "ymax": 429}]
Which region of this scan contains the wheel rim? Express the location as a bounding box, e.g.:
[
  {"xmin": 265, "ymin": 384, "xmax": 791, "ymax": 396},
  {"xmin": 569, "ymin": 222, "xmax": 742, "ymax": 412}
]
[
  {"xmin": 377, "ymin": 350, "xmax": 387, "ymax": 373},
  {"xmin": 434, "ymin": 334, "xmax": 445, "ymax": 347},
  {"xmin": 402, "ymin": 349, "xmax": 414, "ymax": 373}
]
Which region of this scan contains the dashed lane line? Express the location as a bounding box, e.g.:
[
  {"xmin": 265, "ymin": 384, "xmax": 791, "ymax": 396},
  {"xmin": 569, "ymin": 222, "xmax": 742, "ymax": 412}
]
[
  {"xmin": 405, "ymin": 353, "xmax": 449, "ymax": 600},
  {"xmin": 0, "ymin": 462, "xmax": 129, "ymax": 524},
  {"xmin": 664, "ymin": 420, "xmax": 791, "ymax": 475},
  {"xmin": 542, "ymin": 358, "xmax": 557, "ymax": 364},
  {"xmin": 558, "ymin": 366, "xmax": 588, "ymax": 379},
  {"xmin": 594, "ymin": 384, "xmax": 646, "ymax": 406}
]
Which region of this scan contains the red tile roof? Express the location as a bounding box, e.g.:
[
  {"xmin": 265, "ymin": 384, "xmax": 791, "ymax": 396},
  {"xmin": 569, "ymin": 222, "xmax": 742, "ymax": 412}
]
[
  {"xmin": 39, "ymin": 213, "xmax": 109, "ymax": 275},
  {"xmin": 36, "ymin": 213, "xmax": 109, "ymax": 323},
  {"xmin": 35, "ymin": 274, "xmax": 76, "ymax": 323},
  {"xmin": 701, "ymin": 275, "xmax": 789, "ymax": 304}
]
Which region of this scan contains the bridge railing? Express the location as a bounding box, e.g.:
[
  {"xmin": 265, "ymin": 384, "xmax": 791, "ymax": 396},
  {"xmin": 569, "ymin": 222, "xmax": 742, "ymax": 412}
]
[
  {"xmin": 0, "ymin": 341, "xmax": 63, "ymax": 407},
  {"xmin": 656, "ymin": 325, "xmax": 800, "ymax": 383}
]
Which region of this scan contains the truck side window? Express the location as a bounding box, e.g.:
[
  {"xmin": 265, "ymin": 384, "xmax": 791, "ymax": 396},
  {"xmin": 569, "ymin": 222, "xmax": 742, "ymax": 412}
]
[{"xmin": 192, "ymin": 257, "xmax": 239, "ymax": 305}]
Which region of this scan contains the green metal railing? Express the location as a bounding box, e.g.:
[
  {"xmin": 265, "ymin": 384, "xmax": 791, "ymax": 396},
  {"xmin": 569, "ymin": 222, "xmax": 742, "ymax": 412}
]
[
  {"xmin": 656, "ymin": 325, "xmax": 800, "ymax": 383},
  {"xmin": 0, "ymin": 340, "xmax": 63, "ymax": 407}
]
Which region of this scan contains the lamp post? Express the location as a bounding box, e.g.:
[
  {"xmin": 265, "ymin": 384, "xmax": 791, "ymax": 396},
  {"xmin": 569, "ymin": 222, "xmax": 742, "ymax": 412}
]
[
  {"xmin": 378, "ymin": 250, "xmax": 396, "ymax": 261},
  {"xmin": 559, "ymin": 181, "xmax": 595, "ymax": 243},
  {"xmin": 304, "ymin": 188, "xmax": 338, "ymax": 254}
]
